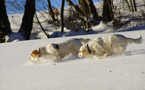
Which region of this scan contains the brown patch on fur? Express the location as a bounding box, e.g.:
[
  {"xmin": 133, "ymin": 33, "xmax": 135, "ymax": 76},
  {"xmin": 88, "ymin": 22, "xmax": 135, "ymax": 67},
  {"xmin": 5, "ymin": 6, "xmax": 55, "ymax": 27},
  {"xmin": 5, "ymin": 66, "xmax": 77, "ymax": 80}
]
[{"xmin": 31, "ymin": 49, "xmax": 40, "ymax": 58}]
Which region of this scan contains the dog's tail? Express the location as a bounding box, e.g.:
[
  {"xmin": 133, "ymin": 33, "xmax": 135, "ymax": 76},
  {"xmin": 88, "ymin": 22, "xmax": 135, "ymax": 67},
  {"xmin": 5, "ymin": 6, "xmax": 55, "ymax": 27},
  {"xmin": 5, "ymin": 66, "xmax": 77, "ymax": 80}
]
[{"xmin": 126, "ymin": 34, "xmax": 142, "ymax": 44}]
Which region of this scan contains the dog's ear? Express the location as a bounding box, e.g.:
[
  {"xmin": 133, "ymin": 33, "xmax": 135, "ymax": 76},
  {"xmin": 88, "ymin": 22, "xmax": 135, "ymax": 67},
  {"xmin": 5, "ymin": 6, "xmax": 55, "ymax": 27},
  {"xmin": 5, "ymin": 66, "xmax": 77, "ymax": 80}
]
[
  {"xmin": 81, "ymin": 39, "xmax": 90, "ymax": 45},
  {"xmin": 81, "ymin": 42, "xmax": 86, "ymax": 45},
  {"xmin": 52, "ymin": 44, "xmax": 59, "ymax": 50}
]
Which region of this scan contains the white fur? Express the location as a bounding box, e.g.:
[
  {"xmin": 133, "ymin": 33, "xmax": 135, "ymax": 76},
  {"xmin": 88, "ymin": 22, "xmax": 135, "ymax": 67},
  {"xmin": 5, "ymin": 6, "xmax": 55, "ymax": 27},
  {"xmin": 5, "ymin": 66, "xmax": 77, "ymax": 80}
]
[
  {"xmin": 29, "ymin": 38, "xmax": 90, "ymax": 62},
  {"xmin": 78, "ymin": 34, "xmax": 142, "ymax": 58}
]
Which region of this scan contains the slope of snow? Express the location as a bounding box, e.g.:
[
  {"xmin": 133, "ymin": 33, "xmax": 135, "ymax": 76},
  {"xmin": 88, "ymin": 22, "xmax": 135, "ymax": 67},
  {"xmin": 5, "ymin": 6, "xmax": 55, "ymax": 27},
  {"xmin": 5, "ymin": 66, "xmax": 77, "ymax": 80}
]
[
  {"xmin": 0, "ymin": 30, "xmax": 145, "ymax": 90},
  {"xmin": 2, "ymin": 0, "xmax": 145, "ymax": 90}
]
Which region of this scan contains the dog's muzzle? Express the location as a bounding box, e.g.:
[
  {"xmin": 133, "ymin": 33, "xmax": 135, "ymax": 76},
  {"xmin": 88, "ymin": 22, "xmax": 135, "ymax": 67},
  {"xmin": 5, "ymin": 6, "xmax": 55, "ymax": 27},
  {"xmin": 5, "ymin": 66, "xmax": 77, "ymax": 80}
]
[
  {"xmin": 31, "ymin": 48, "xmax": 41, "ymax": 58},
  {"xmin": 78, "ymin": 51, "xmax": 85, "ymax": 58}
]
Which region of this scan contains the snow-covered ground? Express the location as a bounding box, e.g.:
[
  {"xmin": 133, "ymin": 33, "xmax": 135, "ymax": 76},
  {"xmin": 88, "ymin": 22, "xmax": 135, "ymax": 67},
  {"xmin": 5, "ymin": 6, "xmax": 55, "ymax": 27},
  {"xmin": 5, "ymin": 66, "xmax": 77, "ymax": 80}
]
[
  {"xmin": 1, "ymin": 0, "xmax": 145, "ymax": 90},
  {"xmin": 0, "ymin": 30, "xmax": 145, "ymax": 90}
]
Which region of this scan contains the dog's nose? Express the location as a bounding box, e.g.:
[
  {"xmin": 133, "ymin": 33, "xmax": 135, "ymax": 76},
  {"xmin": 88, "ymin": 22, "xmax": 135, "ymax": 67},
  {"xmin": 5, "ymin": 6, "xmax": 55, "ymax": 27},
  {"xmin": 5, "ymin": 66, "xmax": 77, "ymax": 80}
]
[
  {"xmin": 78, "ymin": 53, "xmax": 84, "ymax": 58},
  {"xmin": 78, "ymin": 53, "xmax": 81, "ymax": 57}
]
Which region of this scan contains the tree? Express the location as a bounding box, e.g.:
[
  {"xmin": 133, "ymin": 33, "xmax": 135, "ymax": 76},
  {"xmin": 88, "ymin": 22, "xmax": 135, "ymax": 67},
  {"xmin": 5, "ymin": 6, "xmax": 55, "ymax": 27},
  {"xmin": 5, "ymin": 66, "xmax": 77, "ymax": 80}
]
[
  {"xmin": 18, "ymin": 0, "xmax": 36, "ymax": 40},
  {"xmin": 0, "ymin": 0, "xmax": 12, "ymax": 34},
  {"xmin": 86, "ymin": 0, "xmax": 99, "ymax": 20},
  {"xmin": 0, "ymin": 0, "xmax": 12, "ymax": 42},
  {"xmin": 132, "ymin": 0, "xmax": 137, "ymax": 11},
  {"xmin": 129, "ymin": 0, "xmax": 134, "ymax": 12},
  {"xmin": 125, "ymin": 0, "xmax": 137, "ymax": 12},
  {"xmin": 60, "ymin": 0, "xmax": 65, "ymax": 32},
  {"xmin": 102, "ymin": 0, "xmax": 114, "ymax": 21},
  {"xmin": 47, "ymin": 0, "xmax": 56, "ymax": 22},
  {"xmin": 66, "ymin": 0, "xmax": 99, "ymax": 31},
  {"xmin": 125, "ymin": 0, "xmax": 131, "ymax": 11},
  {"xmin": 65, "ymin": 0, "xmax": 85, "ymax": 16},
  {"xmin": 79, "ymin": 0, "xmax": 90, "ymax": 30}
]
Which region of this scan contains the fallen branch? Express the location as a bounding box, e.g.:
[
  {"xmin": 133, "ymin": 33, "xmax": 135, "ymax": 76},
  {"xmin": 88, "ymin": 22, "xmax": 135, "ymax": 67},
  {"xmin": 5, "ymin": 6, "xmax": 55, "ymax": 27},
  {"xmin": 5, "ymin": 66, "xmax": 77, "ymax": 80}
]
[{"xmin": 34, "ymin": 13, "xmax": 49, "ymax": 38}]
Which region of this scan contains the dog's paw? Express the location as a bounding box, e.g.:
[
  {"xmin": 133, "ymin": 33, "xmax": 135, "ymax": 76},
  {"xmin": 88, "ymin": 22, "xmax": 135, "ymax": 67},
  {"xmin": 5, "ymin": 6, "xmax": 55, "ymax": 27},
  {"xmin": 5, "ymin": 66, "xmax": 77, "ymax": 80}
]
[
  {"xmin": 29, "ymin": 56, "xmax": 39, "ymax": 62},
  {"xmin": 93, "ymin": 56, "xmax": 103, "ymax": 59}
]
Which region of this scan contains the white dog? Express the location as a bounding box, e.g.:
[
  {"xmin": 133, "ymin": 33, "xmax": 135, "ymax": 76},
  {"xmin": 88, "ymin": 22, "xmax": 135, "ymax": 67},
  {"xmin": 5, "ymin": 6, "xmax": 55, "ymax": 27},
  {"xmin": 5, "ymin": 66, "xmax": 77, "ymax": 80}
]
[
  {"xmin": 29, "ymin": 38, "xmax": 90, "ymax": 62},
  {"xmin": 78, "ymin": 34, "xmax": 142, "ymax": 58}
]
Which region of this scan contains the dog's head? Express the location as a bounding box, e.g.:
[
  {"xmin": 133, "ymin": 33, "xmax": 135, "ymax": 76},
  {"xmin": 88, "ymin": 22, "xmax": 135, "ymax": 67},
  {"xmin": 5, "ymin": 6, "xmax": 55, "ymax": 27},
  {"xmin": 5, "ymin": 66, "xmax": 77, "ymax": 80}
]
[
  {"xmin": 78, "ymin": 44, "xmax": 94, "ymax": 58},
  {"xmin": 30, "ymin": 49, "xmax": 40, "ymax": 58}
]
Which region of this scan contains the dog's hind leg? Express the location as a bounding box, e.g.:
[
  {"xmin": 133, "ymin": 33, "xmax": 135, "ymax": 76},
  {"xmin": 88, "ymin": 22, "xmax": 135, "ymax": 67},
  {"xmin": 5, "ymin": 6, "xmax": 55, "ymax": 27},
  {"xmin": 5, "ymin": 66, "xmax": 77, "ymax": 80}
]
[
  {"xmin": 119, "ymin": 45, "xmax": 126, "ymax": 54},
  {"xmin": 114, "ymin": 45, "xmax": 126, "ymax": 55}
]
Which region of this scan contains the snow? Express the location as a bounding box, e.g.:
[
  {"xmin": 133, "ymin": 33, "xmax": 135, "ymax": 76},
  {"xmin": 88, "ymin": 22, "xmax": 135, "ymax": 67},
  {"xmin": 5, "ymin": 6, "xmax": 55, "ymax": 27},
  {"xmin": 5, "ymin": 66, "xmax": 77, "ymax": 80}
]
[
  {"xmin": 7, "ymin": 0, "xmax": 145, "ymax": 40},
  {"xmin": 1, "ymin": 30, "xmax": 145, "ymax": 90},
  {"xmin": 1, "ymin": 0, "xmax": 145, "ymax": 90}
]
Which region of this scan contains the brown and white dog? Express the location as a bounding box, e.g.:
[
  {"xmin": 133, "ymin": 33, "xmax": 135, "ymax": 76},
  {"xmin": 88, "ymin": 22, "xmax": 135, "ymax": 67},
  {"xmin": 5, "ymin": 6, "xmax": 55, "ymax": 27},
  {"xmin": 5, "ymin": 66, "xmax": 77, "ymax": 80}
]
[
  {"xmin": 29, "ymin": 38, "xmax": 90, "ymax": 62},
  {"xmin": 78, "ymin": 34, "xmax": 142, "ymax": 58}
]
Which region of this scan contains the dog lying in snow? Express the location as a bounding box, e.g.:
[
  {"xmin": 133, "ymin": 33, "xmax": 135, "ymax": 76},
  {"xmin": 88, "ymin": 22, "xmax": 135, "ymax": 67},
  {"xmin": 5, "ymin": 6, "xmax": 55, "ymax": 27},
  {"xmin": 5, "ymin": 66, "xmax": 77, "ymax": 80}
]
[
  {"xmin": 78, "ymin": 34, "xmax": 142, "ymax": 58},
  {"xmin": 29, "ymin": 38, "xmax": 90, "ymax": 62}
]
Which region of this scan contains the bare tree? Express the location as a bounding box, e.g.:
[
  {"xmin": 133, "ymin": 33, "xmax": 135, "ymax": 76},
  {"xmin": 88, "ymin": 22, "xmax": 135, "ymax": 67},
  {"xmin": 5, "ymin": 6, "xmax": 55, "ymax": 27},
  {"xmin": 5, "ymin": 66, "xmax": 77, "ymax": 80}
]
[
  {"xmin": 0, "ymin": 0, "xmax": 12, "ymax": 34},
  {"xmin": 125, "ymin": 0, "xmax": 137, "ymax": 12},
  {"xmin": 102, "ymin": 0, "xmax": 114, "ymax": 21},
  {"xmin": 66, "ymin": 0, "xmax": 100, "ymax": 31},
  {"xmin": 60, "ymin": 0, "xmax": 65, "ymax": 32},
  {"xmin": 79, "ymin": 0, "xmax": 90, "ymax": 30},
  {"xmin": 66, "ymin": 0, "xmax": 85, "ymax": 16},
  {"xmin": 132, "ymin": 0, "xmax": 137, "ymax": 11},
  {"xmin": 18, "ymin": 0, "xmax": 36, "ymax": 40},
  {"xmin": 125, "ymin": 0, "xmax": 131, "ymax": 11},
  {"xmin": 66, "ymin": 0, "xmax": 87, "ymax": 31},
  {"xmin": 47, "ymin": 0, "xmax": 56, "ymax": 22},
  {"xmin": 86, "ymin": 0, "xmax": 99, "ymax": 20},
  {"xmin": 129, "ymin": 0, "xmax": 134, "ymax": 12},
  {"xmin": 0, "ymin": 0, "xmax": 12, "ymax": 42}
]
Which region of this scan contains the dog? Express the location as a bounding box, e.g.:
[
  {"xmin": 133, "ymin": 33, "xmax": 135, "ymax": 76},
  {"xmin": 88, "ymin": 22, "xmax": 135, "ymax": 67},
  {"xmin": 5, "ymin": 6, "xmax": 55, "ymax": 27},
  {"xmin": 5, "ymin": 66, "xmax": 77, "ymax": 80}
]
[
  {"xmin": 78, "ymin": 34, "xmax": 142, "ymax": 58},
  {"xmin": 29, "ymin": 38, "xmax": 90, "ymax": 62}
]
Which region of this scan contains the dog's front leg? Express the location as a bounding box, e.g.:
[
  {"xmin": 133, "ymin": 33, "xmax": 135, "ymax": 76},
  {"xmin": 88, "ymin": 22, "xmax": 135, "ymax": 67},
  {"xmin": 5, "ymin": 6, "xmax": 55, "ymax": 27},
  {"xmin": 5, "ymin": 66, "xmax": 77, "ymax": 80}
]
[
  {"xmin": 54, "ymin": 54, "xmax": 61, "ymax": 61},
  {"xmin": 53, "ymin": 52, "xmax": 62, "ymax": 61},
  {"xmin": 103, "ymin": 49, "xmax": 112, "ymax": 57},
  {"xmin": 29, "ymin": 56, "xmax": 40, "ymax": 62}
]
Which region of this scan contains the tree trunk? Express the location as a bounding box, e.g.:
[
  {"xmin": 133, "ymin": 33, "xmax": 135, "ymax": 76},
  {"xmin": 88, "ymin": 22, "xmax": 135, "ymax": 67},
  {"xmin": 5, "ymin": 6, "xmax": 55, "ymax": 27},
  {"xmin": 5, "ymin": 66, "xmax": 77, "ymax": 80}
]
[
  {"xmin": 47, "ymin": 0, "xmax": 56, "ymax": 22},
  {"xmin": 60, "ymin": 0, "xmax": 65, "ymax": 32},
  {"xmin": 111, "ymin": 0, "xmax": 114, "ymax": 9},
  {"xmin": 65, "ymin": 0, "xmax": 85, "ymax": 16},
  {"xmin": 125, "ymin": 0, "xmax": 131, "ymax": 12},
  {"xmin": 18, "ymin": 0, "xmax": 35, "ymax": 40},
  {"xmin": 102, "ymin": 0, "xmax": 114, "ymax": 21},
  {"xmin": 129, "ymin": 0, "xmax": 134, "ymax": 12},
  {"xmin": 0, "ymin": 0, "xmax": 12, "ymax": 35},
  {"xmin": 86, "ymin": 0, "xmax": 99, "ymax": 20},
  {"xmin": 79, "ymin": 0, "xmax": 89, "ymax": 17},
  {"xmin": 132, "ymin": 0, "xmax": 137, "ymax": 11},
  {"xmin": 79, "ymin": 0, "xmax": 91, "ymax": 31},
  {"xmin": 107, "ymin": 0, "xmax": 114, "ymax": 20}
]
